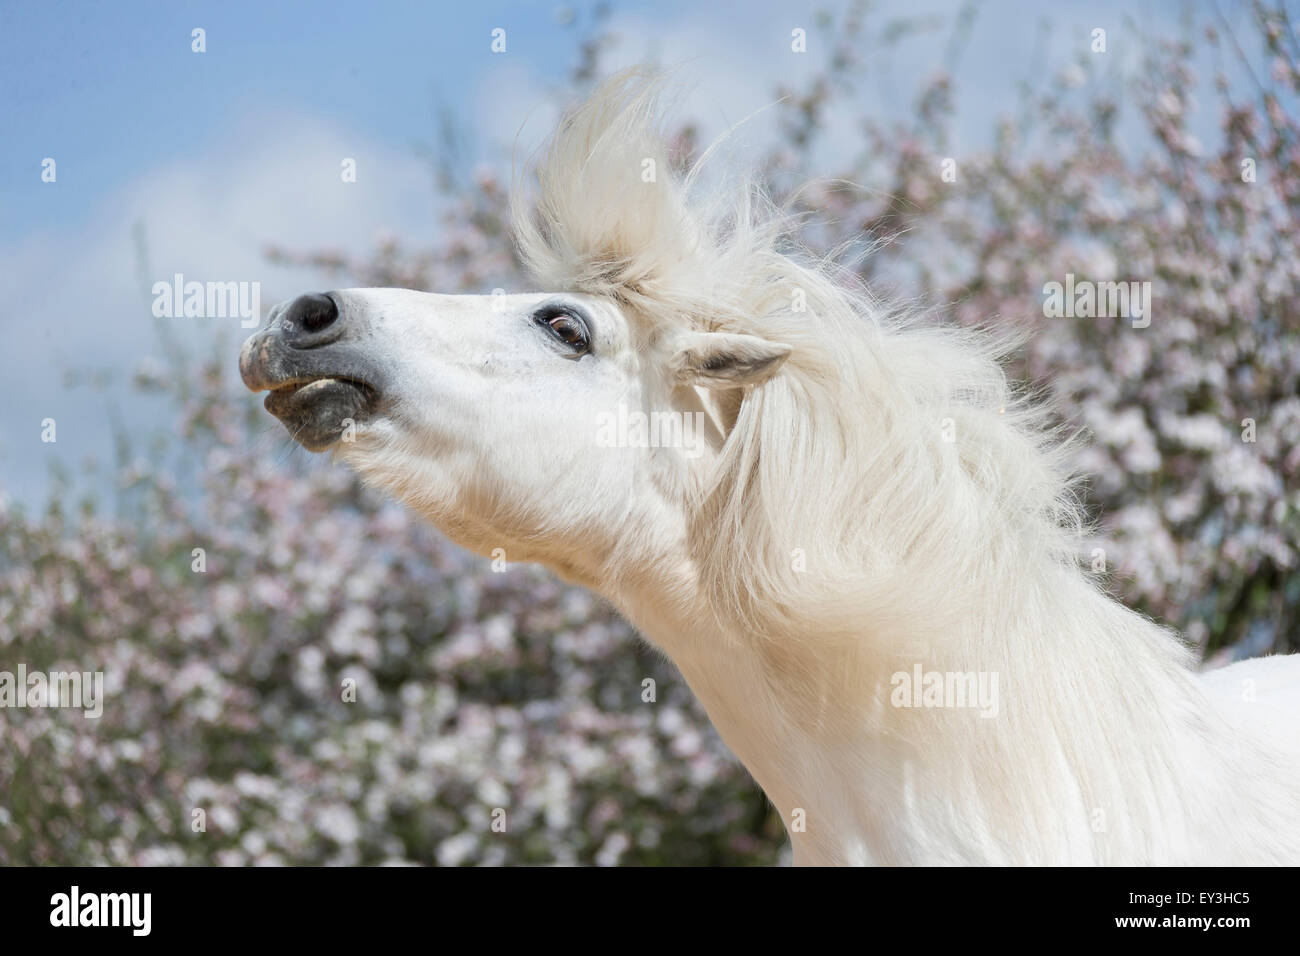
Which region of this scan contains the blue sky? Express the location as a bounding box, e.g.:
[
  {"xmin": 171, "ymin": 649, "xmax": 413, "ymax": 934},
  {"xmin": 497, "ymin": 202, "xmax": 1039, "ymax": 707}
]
[
  {"xmin": 3, "ymin": 1, "xmax": 586, "ymax": 232},
  {"xmin": 0, "ymin": 0, "xmax": 1258, "ymax": 509}
]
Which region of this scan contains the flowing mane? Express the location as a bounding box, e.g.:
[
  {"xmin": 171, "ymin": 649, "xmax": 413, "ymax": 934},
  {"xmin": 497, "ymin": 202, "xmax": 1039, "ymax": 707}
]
[
  {"xmin": 508, "ymin": 70, "xmax": 1294, "ymax": 864},
  {"xmin": 513, "ymin": 70, "xmax": 1088, "ymax": 634}
]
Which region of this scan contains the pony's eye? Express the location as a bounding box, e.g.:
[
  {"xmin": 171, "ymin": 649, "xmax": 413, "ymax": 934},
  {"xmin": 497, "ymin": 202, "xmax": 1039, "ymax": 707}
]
[{"xmin": 534, "ymin": 307, "xmax": 591, "ymax": 353}]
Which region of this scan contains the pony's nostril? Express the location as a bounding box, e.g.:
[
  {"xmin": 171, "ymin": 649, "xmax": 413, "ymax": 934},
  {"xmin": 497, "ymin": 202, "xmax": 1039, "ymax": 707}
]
[{"xmin": 286, "ymin": 293, "xmax": 340, "ymax": 336}]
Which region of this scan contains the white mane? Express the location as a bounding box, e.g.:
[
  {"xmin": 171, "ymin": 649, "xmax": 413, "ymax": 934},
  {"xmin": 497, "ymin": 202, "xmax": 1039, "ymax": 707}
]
[{"xmin": 507, "ymin": 69, "xmax": 1300, "ymax": 864}]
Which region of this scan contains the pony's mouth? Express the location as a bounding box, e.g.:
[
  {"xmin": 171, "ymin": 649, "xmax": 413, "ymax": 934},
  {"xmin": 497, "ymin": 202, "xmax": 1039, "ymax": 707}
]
[
  {"xmin": 262, "ymin": 377, "xmax": 378, "ymax": 452},
  {"xmin": 239, "ymin": 327, "xmax": 384, "ymax": 452}
]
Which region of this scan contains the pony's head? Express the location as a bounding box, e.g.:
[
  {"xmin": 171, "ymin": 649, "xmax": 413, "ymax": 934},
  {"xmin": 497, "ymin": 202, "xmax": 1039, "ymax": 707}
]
[
  {"xmin": 239, "ymin": 69, "xmax": 816, "ymax": 588},
  {"xmin": 239, "ymin": 279, "xmax": 788, "ymax": 581}
]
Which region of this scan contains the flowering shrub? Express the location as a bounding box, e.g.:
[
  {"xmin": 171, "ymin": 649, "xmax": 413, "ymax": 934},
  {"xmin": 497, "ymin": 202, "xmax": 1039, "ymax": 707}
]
[
  {"xmin": 773, "ymin": 3, "xmax": 1299, "ymax": 660},
  {"xmin": 2, "ymin": 3, "xmax": 1295, "ymax": 865}
]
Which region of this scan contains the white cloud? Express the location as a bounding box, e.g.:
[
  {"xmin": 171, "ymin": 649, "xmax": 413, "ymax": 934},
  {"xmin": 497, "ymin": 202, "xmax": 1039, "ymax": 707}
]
[{"xmin": 0, "ymin": 111, "xmax": 437, "ymax": 506}]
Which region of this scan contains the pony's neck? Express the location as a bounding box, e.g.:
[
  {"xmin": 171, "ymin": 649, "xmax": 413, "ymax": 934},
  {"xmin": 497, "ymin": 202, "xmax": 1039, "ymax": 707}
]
[
  {"xmin": 616, "ymin": 572, "xmax": 875, "ymax": 863},
  {"xmin": 611, "ymin": 552, "xmax": 1227, "ymax": 866}
]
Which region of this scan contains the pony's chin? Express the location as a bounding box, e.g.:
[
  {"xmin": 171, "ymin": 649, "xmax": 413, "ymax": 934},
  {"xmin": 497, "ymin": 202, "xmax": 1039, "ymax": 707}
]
[{"xmin": 265, "ymin": 378, "xmax": 376, "ymax": 452}]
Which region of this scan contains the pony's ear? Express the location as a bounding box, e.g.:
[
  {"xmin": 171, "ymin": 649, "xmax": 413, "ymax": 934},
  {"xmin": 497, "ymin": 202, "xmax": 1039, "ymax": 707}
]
[{"xmin": 670, "ymin": 331, "xmax": 792, "ymax": 388}]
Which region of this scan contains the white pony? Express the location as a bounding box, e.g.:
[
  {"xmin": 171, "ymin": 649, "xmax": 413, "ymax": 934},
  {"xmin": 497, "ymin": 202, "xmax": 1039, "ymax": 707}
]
[{"xmin": 240, "ymin": 69, "xmax": 1300, "ymax": 865}]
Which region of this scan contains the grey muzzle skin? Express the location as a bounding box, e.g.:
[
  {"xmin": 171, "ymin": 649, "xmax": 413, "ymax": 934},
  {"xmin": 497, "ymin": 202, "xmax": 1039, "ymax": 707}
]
[{"xmin": 239, "ymin": 292, "xmax": 386, "ymax": 452}]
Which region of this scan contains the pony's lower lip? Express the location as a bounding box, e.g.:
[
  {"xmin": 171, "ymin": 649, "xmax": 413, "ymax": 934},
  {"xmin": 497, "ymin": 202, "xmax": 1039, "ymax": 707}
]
[
  {"xmin": 264, "ymin": 376, "xmax": 367, "ymax": 408},
  {"xmin": 264, "ymin": 377, "xmax": 376, "ymax": 451}
]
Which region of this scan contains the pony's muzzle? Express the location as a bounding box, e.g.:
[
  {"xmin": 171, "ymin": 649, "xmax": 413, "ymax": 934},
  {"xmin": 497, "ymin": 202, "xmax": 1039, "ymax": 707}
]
[{"xmin": 238, "ymin": 291, "xmax": 385, "ymax": 451}]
